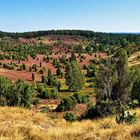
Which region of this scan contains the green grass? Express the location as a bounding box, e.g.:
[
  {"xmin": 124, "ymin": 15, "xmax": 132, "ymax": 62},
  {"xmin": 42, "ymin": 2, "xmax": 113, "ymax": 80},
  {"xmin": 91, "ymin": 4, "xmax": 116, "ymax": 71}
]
[{"xmin": 58, "ymin": 77, "xmax": 96, "ymax": 98}]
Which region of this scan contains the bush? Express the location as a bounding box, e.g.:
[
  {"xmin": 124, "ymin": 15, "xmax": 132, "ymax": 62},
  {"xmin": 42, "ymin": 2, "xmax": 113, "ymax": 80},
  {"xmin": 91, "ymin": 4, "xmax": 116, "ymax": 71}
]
[
  {"xmin": 56, "ymin": 67, "xmax": 62, "ymax": 76},
  {"xmin": 86, "ymin": 67, "xmax": 95, "ymax": 77},
  {"xmin": 73, "ymin": 93, "xmax": 89, "ymax": 103},
  {"xmin": 83, "ymin": 64, "xmax": 87, "ymax": 69},
  {"xmin": 63, "ymin": 113, "xmax": 77, "ymax": 122},
  {"xmin": 32, "ymin": 64, "xmax": 37, "ymax": 72},
  {"xmin": 40, "ymin": 106, "xmax": 50, "ymax": 113},
  {"xmin": 21, "ymin": 63, "xmax": 26, "ymax": 70},
  {"xmin": 131, "ymin": 76, "xmax": 140, "ymax": 106},
  {"xmin": 86, "ymin": 78, "xmax": 95, "ymax": 82},
  {"xmin": 32, "ymin": 97, "xmax": 40, "ymax": 105},
  {"xmin": 0, "ymin": 54, "xmax": 4, "ymax": 60},
  {"xmin": 0, "ymin": 77, "xmax": 34, "ymax": 108},
  {"xmin": 29, "ymin": 66, "xmax": 32, "ymax": 72},
  {"xmin": 41, "ymin": 75, "xmax": 47, "ymax": 83},
  {"xmin": 56, "ymin": 96, "xmax": 77, "ymax": 112},
  {"xmin": 88, "ymin": 84, "xmax": 96, "ymax": 88},
  {"xmin": 56, "ymin": 93, "xmax": 90, "ymax": 112},
  {"xmin": 37, "ymin": 83, "xmax": 58, "ymax": 99},
  {"xmin": 0, "ymin": 96, "xmax": 7, "ymax": 106},
  {"xmin": 3, "ymin": 63, "xmax": 15, "ymax": 70},
  {"xmin": 84, "ymin": 100, "xmax": 130, "ymax": 119},
  {"xmin": 116, "ymin": 110, "xmax": 136, "ymax": 124},
  {"xmin": 32, "ymin": 73, "xmax": 35, "ymax": 81},
  {"xmin": 13, "ymin": 79, "xmax": 34, "ymax": 107},
  {"xmin": 39, "ymin": 67, "xmax": 45, "ymax": 74}
]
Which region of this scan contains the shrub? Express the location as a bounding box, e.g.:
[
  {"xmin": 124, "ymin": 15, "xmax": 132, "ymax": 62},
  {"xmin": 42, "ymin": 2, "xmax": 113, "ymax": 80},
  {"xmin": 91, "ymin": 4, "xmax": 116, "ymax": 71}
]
[
  {"xmin": 116, "ymin": 110, "xmax": 136, "ymax": 124},
  {"xmin": 40, "ymin": 62, "xmax": 42, "ymax": 67},
  {"xmin": 14, "ymin": 79, "xmax": 34, "ymax": 107},
  {"xmin": 29, "ymin": 66, "xmax": 32, "ymax": 72},
  {"xmin": 53, "ymin": 59, "xmax": 61, "ymax": 68},
  {"xmin": 0, "ymin": 96, "xmax": 7, "ymax": 106},
  {"xmin": 0, "ymin": 77, "xmax": 34, "ymax": 108},
  {"xmin": 56, "ymin": 93, "xmax": 90, "ymax": 112},
  {"xmin": 39, "ymin": 67, "xmax": 45, "ymax": 74},
  {"xmin": 73, "ymin": 93, "xmax": 89, "ymax": 103},
  {"xmin": 84, "ymin": 100, "xmax": 130, "ymax": 119},
  {"xmin": 3, "ymin": 63, "xmax": 15, "ymax": 70},
  {"xmin": 41, "ymin": 75, "xmax": 47, "ymax": 83},
  {"xmin": 40, "ymin": 106, "xmax": 50, "ymax": 113},
  {"xmin": 86, "ymin": 78, "xmax": 95, "ymax": 82},
  {"xmin": 86, "ymin": 66, "xmax": 95, "ymax": 77},
  {"xmin": 32, "ymin": 73, "xmax": 35, "ymax": 81},
  {"xmin": 37, "ymin": 83, "xmax": 58, "ymax": 99},
  {"xmin": 56, "ymin": 96, "xmax": 77, "ymax": 112},
  {"xmin": 63, "ymin": 113, "xmax": 77, "ymax": 122},
  {"xmin": 83, "ymin": 64, "xmax": 87, "ymax": 69},
  {"xmin": 32, "ymin": 97, "xmax": 40, "ymax": 105},
  {"xmin": 131, "ymin": 73, "xmax": 140, "ymax": 106},
  {"xmin": 88, "ymin": 84, "xmax": 96, "ymax": 88},
  {"xmin": 57, "ymin": 81, "xmax": 61, "ymax": 91},
  {"xmin": 56, "ymin": 67, "xmax": 62, "ymax": 76},
  {"xmin": 21, "ymin": 63, "xmax": 26, "ymax": 70},
  {"xmin": 0, "ymin": 54, "xmax": 4, "ymax": 60},
  {"xmin": 32, "ymin": 64, "xmax": 37, "ymax": 72}
]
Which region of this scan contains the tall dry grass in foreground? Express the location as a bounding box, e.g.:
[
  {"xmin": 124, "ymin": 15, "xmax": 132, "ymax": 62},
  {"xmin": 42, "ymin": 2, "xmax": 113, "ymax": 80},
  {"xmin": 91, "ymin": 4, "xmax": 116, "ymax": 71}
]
[{"xmin": 0, "ymin": 107, "xmax": 140, "ymax": 140}]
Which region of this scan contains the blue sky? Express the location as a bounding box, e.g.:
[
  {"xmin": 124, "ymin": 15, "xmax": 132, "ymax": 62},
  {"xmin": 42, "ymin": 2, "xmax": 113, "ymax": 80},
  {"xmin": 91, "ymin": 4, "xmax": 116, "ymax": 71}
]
[{"xmin": 0, "ymin": 0, "xmax": 140, "ymax": 32}]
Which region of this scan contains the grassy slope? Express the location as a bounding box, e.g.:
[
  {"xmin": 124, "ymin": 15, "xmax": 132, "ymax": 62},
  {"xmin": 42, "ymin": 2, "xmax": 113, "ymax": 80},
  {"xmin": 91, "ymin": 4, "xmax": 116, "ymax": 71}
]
[
  {"xmin": 129, "ymin": 51, "xmax": 140, "ymax": 66},
  {"xmin": 0, "ymin": 107, "xmax": 140, "ymax": 140}
]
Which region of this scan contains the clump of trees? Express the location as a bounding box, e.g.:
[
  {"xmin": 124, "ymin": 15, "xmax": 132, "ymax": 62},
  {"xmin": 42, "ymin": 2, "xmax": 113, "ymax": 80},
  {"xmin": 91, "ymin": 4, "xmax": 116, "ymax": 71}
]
[
  {"xmin": 37, "ymin": 83, "xmax": 58, "ymax": 99},
  {"xmin": 0, "ymin": 78, "xmax": 34, "ymax": 107},
  {"xmin": 84, "ymin": 48, "xmax": 137, "ymax": 119}
]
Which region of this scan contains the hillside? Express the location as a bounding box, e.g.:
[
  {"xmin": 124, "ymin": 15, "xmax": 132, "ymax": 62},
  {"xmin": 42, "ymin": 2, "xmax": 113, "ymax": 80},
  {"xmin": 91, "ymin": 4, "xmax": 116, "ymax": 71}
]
[
  {"xmin": 0, "ymin": 107, "xmax": 140, "ymax": 140},
  {"xmin": 0, "ymin": 30, "xmax": 140, "ymax": 140}
]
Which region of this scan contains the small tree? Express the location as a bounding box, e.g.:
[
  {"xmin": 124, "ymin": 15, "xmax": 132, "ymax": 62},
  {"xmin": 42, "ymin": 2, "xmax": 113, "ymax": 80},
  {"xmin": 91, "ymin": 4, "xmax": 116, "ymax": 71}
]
[
  {"xmin": 41, "ymin": 75, "xmax": 47, "ymax": 83},
  {"xmin": 57, "ymin": 81, "xmax": 61, "ymax": 91},
  {"xmin": 85, "ymin": 49, "xmax": 136, "ymax": 119},
  {"xmin": 32, "ymin": 73, "xmax": 35, "ymax": 81},
  {"xmin": 56, "ymin": 67, "xmax": 61, "ymax": 76},
  {"xmin": 32, "ymin": 64, "xmax": 37, "ymax": 72},
  {"xmin": 47, "ymin": 69, "xmax": 52, "ymax": 85},
  {"xmin": 29, "ymin": 66, "xmax": 32, "ymax": 72},
  {"xmin": 70, "ymin": 52, "xmax": 76, "ymax": 61},
  {"xmin": 63, "ymin": 113, "xmax": 77, "ymax": 122},
  {"xmin": 65, "ymin": 61, "xmax": 85, "ymax": 91},
  {"xmin": 40, "ymin": 62, "xmax": 42, "ymax": 67},
  {"xmin": 22, "ymin": 63, "xmax": 26, "ymax": 70},
  {"xmin": 56, "ymin": 96, "xmax": 77, "ymax": 112}
]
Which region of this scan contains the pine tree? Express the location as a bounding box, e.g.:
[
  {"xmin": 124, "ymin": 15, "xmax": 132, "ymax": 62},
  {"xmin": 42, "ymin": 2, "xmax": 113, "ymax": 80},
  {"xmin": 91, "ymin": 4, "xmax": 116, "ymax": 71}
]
[
  {"xmin": 41, "ymin": 75, "xmax": 47, "ymax": 83},
  {"xmin": 56, "ymin": 67, "xmax": 61, "ymax": 76},
  {"xmin": 47, "ymin": 69, "xmax": 52, "ymax": 85},
  {"xmin": 70, "ymin": 52, "xmax": 76, "ymax": 61},
  {"xmin": 32, "ymin": 73, "xmax": 35, "ymax": 81},
  {"xmin": 40, "ymin": 62, "xmax": 42, "ymax": 67},
  {"xmin": 29, "ymin": 66, "xmax": 32, "ymax": 72},
  {"xmin": 57, "ymin": 81, "xmax": 61, "ymax": 91},
  {"xmin": 65, "ymin": 61, "xmax": 85, "ymax": 91}
]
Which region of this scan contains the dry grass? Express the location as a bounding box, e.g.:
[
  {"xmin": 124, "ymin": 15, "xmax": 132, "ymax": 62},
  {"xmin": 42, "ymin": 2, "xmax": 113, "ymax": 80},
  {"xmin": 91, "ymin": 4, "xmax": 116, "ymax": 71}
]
[
  {"xmin": 0, "ymin": 107, "xmax": 140, "ymax": 140},
  {"xmin": 129, "ymin": 51, "xmax": 140, "ymax": 66}
]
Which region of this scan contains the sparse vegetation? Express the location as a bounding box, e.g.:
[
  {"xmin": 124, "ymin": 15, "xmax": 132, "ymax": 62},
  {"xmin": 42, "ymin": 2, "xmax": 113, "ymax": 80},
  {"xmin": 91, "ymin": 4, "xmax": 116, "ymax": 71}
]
[{"xmin": 0, "ymin": 30, "xmax": 140, "ymax": 140}]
